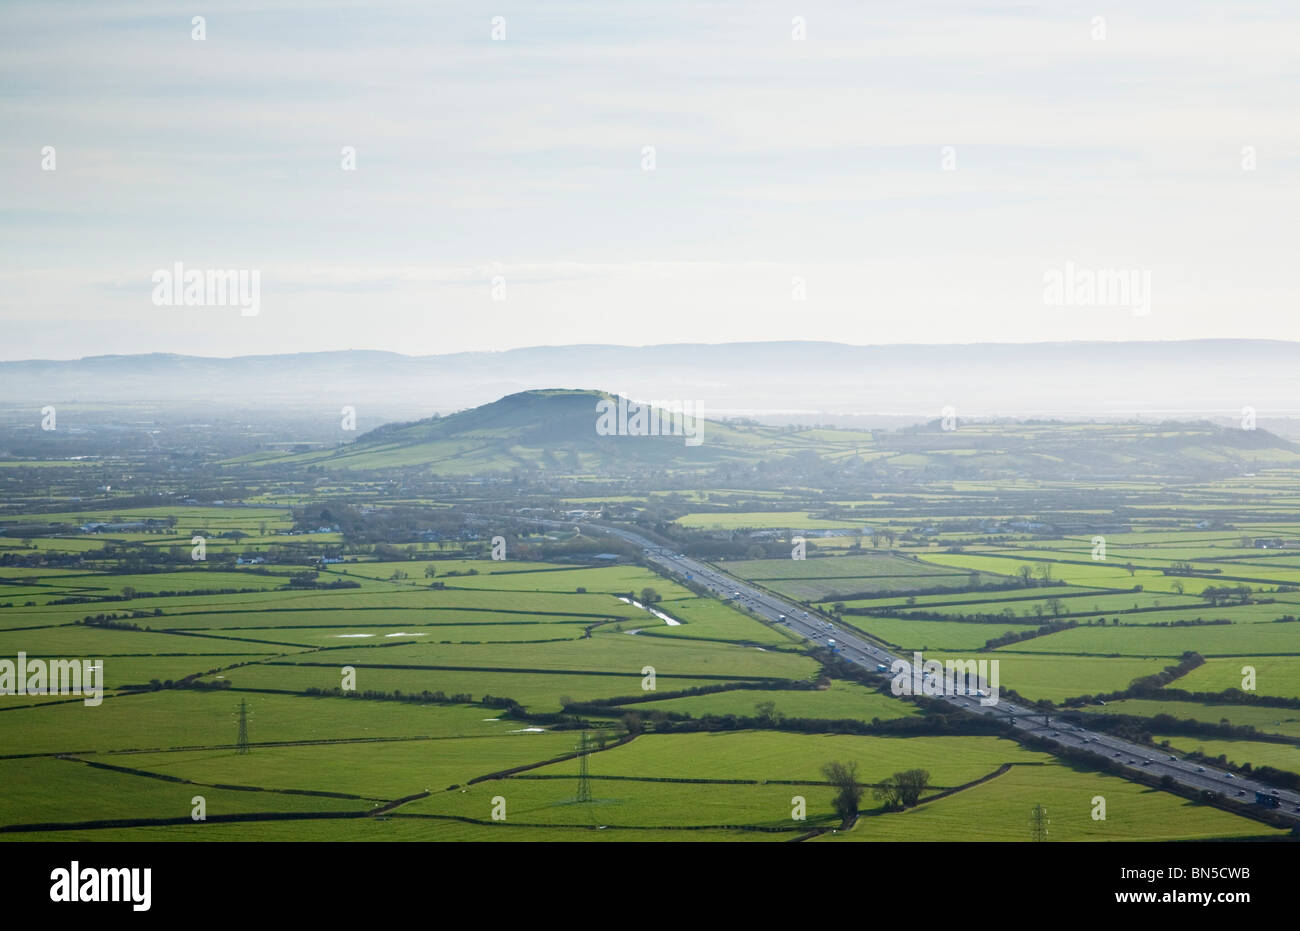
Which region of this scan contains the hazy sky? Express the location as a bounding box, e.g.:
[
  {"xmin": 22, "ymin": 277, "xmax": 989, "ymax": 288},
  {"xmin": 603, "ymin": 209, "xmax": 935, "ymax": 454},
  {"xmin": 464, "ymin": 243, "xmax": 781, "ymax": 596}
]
[{"xmin": 2, "ymin": 1, "xmax": 1298, "ymax": 360}]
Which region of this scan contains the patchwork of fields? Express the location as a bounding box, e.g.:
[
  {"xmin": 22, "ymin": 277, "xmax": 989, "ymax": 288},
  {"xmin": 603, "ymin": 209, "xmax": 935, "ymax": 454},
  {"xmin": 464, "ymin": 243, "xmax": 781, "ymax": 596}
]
[{"xmin": 4, "ymin": 479, "xmax": 1299, "ymax": 841}]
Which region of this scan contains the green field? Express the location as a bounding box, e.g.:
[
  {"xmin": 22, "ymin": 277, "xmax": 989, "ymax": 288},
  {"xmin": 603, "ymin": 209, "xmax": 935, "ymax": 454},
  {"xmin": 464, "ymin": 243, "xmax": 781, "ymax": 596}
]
[
  {"xmin": 822, "ymin": 762, "xmax": 1283, "ymax": 841},
  {"xmin": 4, "ymin": 441, "xmax": 1298, "ymax": 842}
]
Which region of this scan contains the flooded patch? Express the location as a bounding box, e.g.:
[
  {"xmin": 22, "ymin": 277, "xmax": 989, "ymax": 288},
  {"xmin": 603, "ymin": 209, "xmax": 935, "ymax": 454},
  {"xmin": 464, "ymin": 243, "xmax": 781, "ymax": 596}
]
[
  {"xmin": 618, "ymin": 596, "xmax": 683, "ymax": 626},
  {"xmin": 383, "ymin": 632, "xmax": 426, "ymax": 638},
  {"xmin": 510, "ymin": 727, "xmax": 546, "ymax": 733},
  {"xmin": 648, "ymin": 608, "xmax": 682, "ymax": 626},
  {"xmin": 334, "ymin": 633, "xmax": 374, "ymax": 638}
]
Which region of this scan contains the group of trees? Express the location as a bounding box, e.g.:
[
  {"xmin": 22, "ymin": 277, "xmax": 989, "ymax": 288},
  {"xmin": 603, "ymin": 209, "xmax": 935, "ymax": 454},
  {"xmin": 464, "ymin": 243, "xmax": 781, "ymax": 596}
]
[
  {"xmin": 821, "ymin": 761, "xmax": 932, "ymax": 827},
  {"xmin": 1199, "ymin": 584, "xmax": 1253, "ymax": 606}
]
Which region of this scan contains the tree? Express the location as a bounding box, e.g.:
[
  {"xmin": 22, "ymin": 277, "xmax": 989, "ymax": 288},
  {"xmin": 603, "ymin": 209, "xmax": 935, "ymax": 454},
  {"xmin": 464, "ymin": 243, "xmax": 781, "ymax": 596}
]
[
  {"xmin": 1044, "ymin": 596, "xmax": 1064, "ymax": 616},
  {"xmin": 755, "ymin": 700, "xmax": 782, "ymax": 727},
  {"xmin": 424, "ymin": 565, "xmax": 437, "ymax": 578},
  {"xmin": 622, "ymin": 711, "xmax": 643, "ymax": 735},
  {"xmin": 121, "ymin": 586, "xmax": 136, "ymax": 600},
  {"xmin": 894, "ymin": 768, "xmax": 931, "ymax": 806},
  {"xmin": 1016, "ymin": 564, "xmax": 1034, "ymax": 586},
  {"xmin": 1171, "ymin": 580, "xmax": 1184, "ymax": 595},
  {"xmin": 639, "ymin": 587, "xmax": 660, "ymax": 604},
  {"xmin": 873, "ymin": 768, "xmax": 931, "ymax": 809},
  {"xmin": 822, "ymin": 760, "xmax": 865, "ymax": 825}
]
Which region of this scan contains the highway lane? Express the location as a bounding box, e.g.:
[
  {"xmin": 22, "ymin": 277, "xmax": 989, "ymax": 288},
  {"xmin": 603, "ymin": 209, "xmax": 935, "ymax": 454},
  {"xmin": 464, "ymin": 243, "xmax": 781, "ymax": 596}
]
[{"xmin": 546, "ymin": 519, "xmax": 1300, "ymax": 822}]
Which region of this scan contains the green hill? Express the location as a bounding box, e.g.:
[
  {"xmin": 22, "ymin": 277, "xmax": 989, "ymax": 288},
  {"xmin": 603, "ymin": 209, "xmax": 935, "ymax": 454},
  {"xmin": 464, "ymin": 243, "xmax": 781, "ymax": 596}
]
[
  {"xmin": 271, "ymin": 389, "xmax": 838, "ymax": 475},
  {"xmin": 256, "ymin": 390, "xmax": 1300, "ymax": 480}
]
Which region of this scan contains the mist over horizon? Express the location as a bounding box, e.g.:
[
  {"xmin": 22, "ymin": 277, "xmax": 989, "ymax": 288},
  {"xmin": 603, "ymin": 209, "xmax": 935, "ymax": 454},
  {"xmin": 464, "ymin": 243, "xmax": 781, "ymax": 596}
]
[{"xmin": 1, "ymin": 339, "xmax": 1297, "ymax": 434}]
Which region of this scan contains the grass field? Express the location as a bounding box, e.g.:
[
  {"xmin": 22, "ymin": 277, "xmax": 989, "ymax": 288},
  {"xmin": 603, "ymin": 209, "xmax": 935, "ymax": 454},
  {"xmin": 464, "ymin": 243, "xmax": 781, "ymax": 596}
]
[
  {"xmin": 1173, "ymin": 656, "xmax": 1300, "ymax": 699},
  {"xmin": 821, "ymin": 762, "xmax": 1284, "ymax": 841},
  {"xmin": 4, "ymin": 468, "xmax": 1298, "ymax": 841}
]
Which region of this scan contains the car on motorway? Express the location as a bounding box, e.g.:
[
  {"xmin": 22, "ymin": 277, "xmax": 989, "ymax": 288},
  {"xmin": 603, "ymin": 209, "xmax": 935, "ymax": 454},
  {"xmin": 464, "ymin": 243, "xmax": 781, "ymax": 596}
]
[
  {"xmin": 1168, "ymin": 755, "xmax": 1177, "ymax": 761},
  {"xmin": 1226, "ymin": 773, "xmax": 1235, "ymax": 779},
  {"xmin": 1197, "ymin": 767, "xmax": 1205, "ymax": 773}
]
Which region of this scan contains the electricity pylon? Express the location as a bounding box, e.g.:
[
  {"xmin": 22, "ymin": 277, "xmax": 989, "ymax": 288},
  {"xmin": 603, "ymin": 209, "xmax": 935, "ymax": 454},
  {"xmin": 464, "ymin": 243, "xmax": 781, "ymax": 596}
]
[
  {"xmin": 236, "ymin": 699, "xmax": 250, "ymax": 754},
  {"xmin": 575, "ymin": 730, "xmax": 592, "ymax": 802},
  {"xmin": 1030, "ymin": 803, "xmax": 1049, "ymax": 842}
]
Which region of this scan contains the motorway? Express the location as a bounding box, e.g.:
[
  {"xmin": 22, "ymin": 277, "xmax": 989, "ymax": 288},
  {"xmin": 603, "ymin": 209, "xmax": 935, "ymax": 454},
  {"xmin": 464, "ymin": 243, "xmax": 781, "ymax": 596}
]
[{"xmin": 544, "ymin": 519, "xmax": 1300, "ymax": 823}]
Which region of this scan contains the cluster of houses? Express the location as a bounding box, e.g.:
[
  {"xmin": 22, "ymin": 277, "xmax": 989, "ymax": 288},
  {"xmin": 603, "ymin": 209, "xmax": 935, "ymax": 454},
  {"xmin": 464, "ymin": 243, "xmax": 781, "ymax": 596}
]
[
  {"xmin": 79, "ymin": 519, "xmax": 172, "ymax": 533},
  {"xmin": 980, "ymin": 520, "xmax": 1130, "ymax": 536}
]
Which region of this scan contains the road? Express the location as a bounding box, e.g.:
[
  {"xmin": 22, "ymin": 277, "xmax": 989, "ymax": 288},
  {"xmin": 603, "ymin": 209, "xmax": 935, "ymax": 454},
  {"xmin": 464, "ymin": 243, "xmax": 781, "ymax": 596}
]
[{"xmin": 529, "ymin": 517, "xmax": 1300, "ymax": 823}]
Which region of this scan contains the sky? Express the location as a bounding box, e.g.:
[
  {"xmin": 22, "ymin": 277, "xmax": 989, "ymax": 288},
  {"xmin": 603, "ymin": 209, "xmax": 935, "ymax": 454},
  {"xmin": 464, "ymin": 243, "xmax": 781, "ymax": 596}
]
[{"xmin": 2, "ymin": 0, "xmax": 1298, "ymax": 360}]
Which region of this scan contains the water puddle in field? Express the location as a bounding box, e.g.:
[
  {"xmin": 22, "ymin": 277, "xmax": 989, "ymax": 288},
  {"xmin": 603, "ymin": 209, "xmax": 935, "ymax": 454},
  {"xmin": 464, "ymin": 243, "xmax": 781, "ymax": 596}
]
[
  {"xmin": 334, "ymin": 633, "xmax": 374, "ymax": 638},
  {"xmin": 482, "ymin": 718, "xmax": 500, "ymax": 721},
  {"xmin": 648, "ymin": 608, "xmax": 682, "ymax": 626},
  {"xmin": 624, "ymin": 628, "xmax": 642, "ymax": 636},
  {"xmin": 383, "ymin": 632, "xmax": 426, "ymax": 638},
  {"xmin": 617, "ymin": 597, "xmax": 682, "ymax": 626},
  {"xmin": 511, "ymin": 727, "xmax": 546, "ymax": 733}
]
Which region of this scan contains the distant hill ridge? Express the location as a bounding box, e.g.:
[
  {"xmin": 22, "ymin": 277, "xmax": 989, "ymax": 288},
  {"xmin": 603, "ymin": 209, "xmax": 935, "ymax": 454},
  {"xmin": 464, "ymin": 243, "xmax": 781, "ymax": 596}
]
[
  {"xmin": 2, "ymin": 340, "xmax": 1298, "ymax": 425},
  {"xmin": 261, "ymin": 387, "xmax": 1300, "ymax": 480}
]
